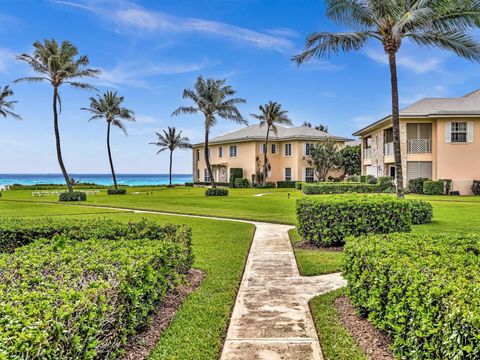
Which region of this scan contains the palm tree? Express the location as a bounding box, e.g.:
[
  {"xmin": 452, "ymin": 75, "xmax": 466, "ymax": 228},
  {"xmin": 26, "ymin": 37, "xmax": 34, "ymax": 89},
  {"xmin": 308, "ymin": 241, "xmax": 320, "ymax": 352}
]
[
  {"xmin": 0, "ymin": 86, "xmax": 21, "ymax": 120},
  {"xmin": 172, "ymin": 75, "xmax": 246, "ymax": 188},
  {"xmin": 251, "ymin": 101, "xmax": 292, "ymax": 185},
  {"xmin": 294, "ymin": 0, "xmax": 480, "ymax": 198},
  {"xmin": 81, "ymin": 91, "xmax": 135, "ymax": 190},
  {"xmin": 15, "ymin": 39, "xmax": 100, "ymax": 193},
  {"xmin": 150, "ymin": 127, "xmax": 192, "ymax": 186}
]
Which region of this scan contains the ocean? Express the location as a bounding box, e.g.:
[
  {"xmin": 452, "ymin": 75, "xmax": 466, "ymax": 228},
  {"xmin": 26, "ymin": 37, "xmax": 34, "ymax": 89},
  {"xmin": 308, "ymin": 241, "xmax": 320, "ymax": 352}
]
[{"xmin": 0, "ymin": 174, "xmax": 192, "ymax": 187}]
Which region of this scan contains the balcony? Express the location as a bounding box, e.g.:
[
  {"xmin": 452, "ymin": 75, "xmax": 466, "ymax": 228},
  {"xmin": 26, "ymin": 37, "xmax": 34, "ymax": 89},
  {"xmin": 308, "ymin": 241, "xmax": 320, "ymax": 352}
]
[
  {"xmin": 363, "ymin": 148, "xmax": 372, "ymax": 159},
  {"xmin": 384, "ymin": 142, "xmax": 393, "ymax": 156},
  {"xmin": 407, "ymin": 139, "xmax": 432, "ymax": 154}
]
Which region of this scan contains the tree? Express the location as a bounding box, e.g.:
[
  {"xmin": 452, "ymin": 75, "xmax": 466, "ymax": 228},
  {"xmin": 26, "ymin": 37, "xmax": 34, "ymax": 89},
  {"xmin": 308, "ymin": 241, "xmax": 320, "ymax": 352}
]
[
  {"xmin": 150, "ymin": 127, "xmax": 192, "ymax": 186},
  {"xmin": 294, "ymin": 0, "xmax": 480, "ymax": 197},
  {"xmin": 15, "ymin": 39, "xmax": 100, "ymax": 193},
  {"xmin": 302, "ymin": 121, "xmax": 328, "ymax": 132},
  {"xmin": 81, "ymin": 91, "xmax": 134, "ymax": 190},
  {"xmin": 308, "ymin": 139, "xmax": 342, "ymax": 182},
  {"xmin": 251, "ymin": 101, "xmax": 292, "ymax": 184},
  {"xmin": 0, "ymin": 85, "xmax": 21, "ymax": 120},
  {"xmin": 172, "ymin": 75, "xmax": 246, "ymax": 188},
  {"xmin": 340, "ymin": 144, "xmax": 361, "ymax": 175}
]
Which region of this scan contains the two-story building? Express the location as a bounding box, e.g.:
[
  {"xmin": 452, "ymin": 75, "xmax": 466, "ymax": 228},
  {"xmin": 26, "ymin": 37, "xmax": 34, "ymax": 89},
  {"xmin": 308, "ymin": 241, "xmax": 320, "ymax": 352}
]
[
  {"xmin": 192, "ymin": 124, "xmax": 351, "ymax": 184},
  {"xmin": 353, "ymin": 89, "xmax": 480, "ymax": 194}
]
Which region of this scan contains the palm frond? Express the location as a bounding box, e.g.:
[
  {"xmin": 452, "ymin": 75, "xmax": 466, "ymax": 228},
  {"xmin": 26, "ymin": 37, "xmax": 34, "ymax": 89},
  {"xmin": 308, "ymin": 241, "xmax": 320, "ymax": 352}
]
[
  {"xmin": 172, "ymin": 106, "xmax": 199, "ymax": 117},
  {"xmin": 326, "ymin": 0, "xmax": 376, "ymax": 29},
  {"xmin": 13, "ymin": 76, "xmax": 49, "ymax": 84}
]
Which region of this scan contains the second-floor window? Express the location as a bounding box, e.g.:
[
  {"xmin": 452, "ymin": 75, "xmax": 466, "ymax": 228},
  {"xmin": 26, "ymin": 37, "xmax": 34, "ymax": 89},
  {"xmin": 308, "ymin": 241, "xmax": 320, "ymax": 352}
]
[
  {"xmin": 284, "ymin": 143, "xmax": 292, "ymax": 156},
  {"xmin": 218, "ymin": 146, "xmax": 223, "ymax": 158},
  {"xmin": 204, "ymin": 168, "xmax": 211, "ymax": 182},
  {"xmin": 285, "ymin": 167, "xmax": 292, "ymax": 181},
  {"xmin": 305, "ymin": 143, "xmax": 312, "ymax": 156},
  {"xmin": 261, "ymin": 143, "xmax": 267, "ymax": 154},
  {"xmin": 196, "ymin": 149, "xmax": 200, "ymax": 162},
  {"xmin": 271, "ymin": 144, "xmax": 277, "ymax": 154},
  {"xmin": 451, "ymin": 122, "xmax": 467, "ymax": 143},
  {"xmin": 229, "ymin": 145, "xmax": 238, "ymax": 157}
]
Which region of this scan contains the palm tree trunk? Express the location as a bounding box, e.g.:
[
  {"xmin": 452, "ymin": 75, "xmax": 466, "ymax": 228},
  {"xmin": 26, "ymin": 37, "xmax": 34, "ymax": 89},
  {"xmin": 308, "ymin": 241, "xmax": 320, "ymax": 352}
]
[
  {"xmin": 169, "ymin": 149, "xmax": 173, "ymax": 187},
  {"xmin": 53, "ymin": 86, "xmax": 73, "ymax": 193},
  {"xmin": 204, "ymin": 122, "xmax": 216, "ymax": 188},
  {"xmin": 106, "ymin": 121, "xmax": 118, "ymax": 190},
  {"xmin": 263, "ymin": 126, "xmax": 270, "ymax": 185},
  {"xmin": 388, "ymin": 52, "xmax": 405, "ymax": 198}
]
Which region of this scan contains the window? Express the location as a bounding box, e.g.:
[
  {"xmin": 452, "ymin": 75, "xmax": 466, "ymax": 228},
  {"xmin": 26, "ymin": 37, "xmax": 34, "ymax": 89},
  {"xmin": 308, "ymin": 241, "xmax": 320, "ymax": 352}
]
[
  {"xmin": 229, "ymin": 145, "xmax": 237, "ymax": 157},
  {"xmin": 196, "ymin": 149, "xmax": 200, "ymax": 162},
  {"xmin": 196, "ymin": 169, "xmax": 200, "ymax": 181},
  {"xmin": 218, "ymin": 146, "xmax": 223, "ymax": 158},
  {"xmin": 285, "ymin": 168, "xmax": 292, "ymax": 181},
  {"xmin": 407, "ymin": 161, "xmax": 432, "ymax": 181},
  {"xmin": 271, "ymin": 144, "xmax": 277, "ymax": 154},
  {"xmin": 451, "ymin": 122, "xmax": 467, "ymax": 143},
  {"xmin": 284, "ymin": 143, "xmax": 292, "ymax": 156},
  {"xmin": 305, "ymin": 143, "xmax": 312, "ymax": 156},
  {"xmin": 261, "ymin": 143, "xmax": 267, "ymax": 154},
  {"xmin": 305, "ymin": 168, "xmax": 315, "ymax": 182},
  {"xmin": 204, "ymin": 168, "xmax": 211, "ymax": 182}
]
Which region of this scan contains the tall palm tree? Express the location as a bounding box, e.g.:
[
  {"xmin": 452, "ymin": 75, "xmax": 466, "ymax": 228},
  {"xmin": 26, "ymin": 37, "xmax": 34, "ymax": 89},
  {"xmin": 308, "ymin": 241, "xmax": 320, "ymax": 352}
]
[
  {"xmin": 0, "ymin": 85, "xmax": 21, "ymax": 120},
  {"xmin": 150, "ymin": 127, "xmax": 192, "ymax": 186},
  {"xmin": 294, "ymin": 0, "xmax": 480, "ymax": 198},
  {"xmin": 172, "ymin": 75, "xmax": 246, "ymax": 188},
  {"xmin": 81, "ymin": 91, "xmax": 135, "ymax": 190},
  {"xmin": 251, "ymin": 101, "xmax": 292, "ymax": 185},
  {"xmin": 15, "ymin": 39, "xmax": 100, "ymax": 193}
]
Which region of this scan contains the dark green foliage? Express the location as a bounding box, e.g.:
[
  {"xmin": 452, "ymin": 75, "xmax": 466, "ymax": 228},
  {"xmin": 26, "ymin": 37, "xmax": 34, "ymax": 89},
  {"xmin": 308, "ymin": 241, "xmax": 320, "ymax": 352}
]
[
  {"xmin": 277, "ymin": 181, "xmax": 298, "ymax": 188},
  {"xmin": 408, "ymin": 177, "xmax": 430, "ymax": 194},
  {"xmin": 423, "ymin": 180, "xmax": 444, "ymax": 195},
  {"xmin": 205, "ymin": 188, "xmax": 229, "ymax": 196},
  {"xmin": 296, "ymin": 196, "xmax": 411, "ymax": 246},
  {"xmin": 234, "ymin": 178, "xmax": 250, "ymax": 188},
  {"xmin": 339, "ymin": 145, "xmax": 361, "ymax": 176},
  {"xmin": 377, "ymin": 177, "xmax": 395, "ymax": 192},
  {"xmin": 194, "ymin": 181, "xmax": 229, "ymax": 187},
  {"xmin": 254, "ymin": 182, "xmax": 276, "ymax": 188},
  {"xmin": 302, "ymin": 182, "xmax": 378, "ymax": 195},
  {"xmin": 408, "ymin": 199, "xmax": 433, "ymax": 224},
  {"xmin": 295, "ymin": 182, "xmax": 303, "ymax": 190},
  {"xmin": 346, "ymin": 175, "xmax": 360, "ymax": 182},
  {"xmin": 343, "ymin": 233, "xmax": 480, "ymax": 360},
  {"xmin": 229, "ymin": 168, "xmax": 243, "ymax": 188},
  {"xmin": 59, "ymin": 191, "xmax": 87, "ymax": 202},
  {"xmin": 439, "ymin": 179, "xmax": 452, "ymax": 194},
  {"xmin": 367, "ymin": 176, "xmax": 378, "ymax": 184},
  {"xmin": 472, "ymin": 180, "xmax": 480, "ymax": 195},
  {"xmin": 359, "ymin": 175, "xmax": 368, "ymax": 183},
  {"xmin": 107, "ymin": 188, "xmax": 127, "ymax": 195},
  {"xmin": 184, "ymin": 182, "xmax": 194, "ymax": 187}
]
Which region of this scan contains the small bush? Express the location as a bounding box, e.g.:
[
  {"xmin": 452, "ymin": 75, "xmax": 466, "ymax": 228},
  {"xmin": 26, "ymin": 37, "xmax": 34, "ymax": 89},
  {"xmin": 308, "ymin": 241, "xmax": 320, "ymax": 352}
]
[
  {"xmin": 343, "ymin": 233, "xmax": 480, "ymax": 359},
  {"xmin": 277, "ymin": 181, "xmax": 298, "ymax": 188},
  {"xmin": 346, "ymin": 175, "xmax": 360, "ymax": 182},
  {"xmin": 295, "ymin": 182, "xmax": 303, "ymax": 190},
  {"xmin": 205, "ymin": 188, "xmax": 229, "ymax": 196},
  {"xmin": 472, "ymin": 180, "xmax": 480, "ymax": 195},
  {"xmin": 408, "ymin": 199, "xmax": 433, "ymax": 224},
  {"xmin": 408, "ymin": 177, "xmax": 430, "ymax": 194},
  {"xmin": 107, "ymin": 188, "xmax": 127, "ymax": 195},
  {"xmin": 185, "ymin": 182, "xmax": 194, "ymax": 187},
  {"xmin": 367, "ymin": 176, "xmax": 378, "ymax": 184},
  {"xmin": 296, "ymin": 196, "xmax": 411, "ymax": 246},
  {"xmin": 234, "ymin": 178, "xmax": 250, "ymax": 188},
  {"xmin": 423, "ymin": 180, "xmax": 444, "ymax": 195},
  {"xmin": 229, "ymin": 168, "xmax": 243, "ymax": 188},
  {"xmin": 377, "ymin": 176, "xmax": 395, "ymax": 192},
  {"xmin": 302, "ymin": 182, "xmax": 378, "ymax": 195},
  {"xmin": 254, "ymin": 182, "xmax": 276, "ymax": 188},
  {"xmin": 59, "ymin": 191, "xmax": 87, "ymax": 202},
  {"xmin": 439, "ymin": 178, "xmax": 452, "ymax": 194}
]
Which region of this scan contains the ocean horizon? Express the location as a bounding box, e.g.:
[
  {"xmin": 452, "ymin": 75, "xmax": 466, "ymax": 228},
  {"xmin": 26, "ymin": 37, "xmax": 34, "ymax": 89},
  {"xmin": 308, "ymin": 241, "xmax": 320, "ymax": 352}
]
[{"xmin": 0, "ymin": 174, "xmax": 193, "ymax": 186}]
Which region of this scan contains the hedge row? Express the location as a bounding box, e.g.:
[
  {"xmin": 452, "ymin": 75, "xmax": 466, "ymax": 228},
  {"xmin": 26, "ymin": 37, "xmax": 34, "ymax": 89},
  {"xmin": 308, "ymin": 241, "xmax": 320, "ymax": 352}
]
[
  {"xmin": 276, "ymin": 181, "xmax": 299, "ymax": 188},
  {"xmin": 409, "ymin": 199, "xmax": 433, "ymax": 224},
  {"xmin": 205, "ymin": 188, "xmax": 229, "ymax": 196},
  {"xmin": 0, "ymin": 229, "xmax": 192, "ymax": 359},
  {"xmin": 59, "ymin": 191, "xmax": 87, "ymax": 202},
  {"xmin": 343, "ymin": 233, "xmax": 480, "ymax": 359},
  {"xmin": 423, "ymin": 180, "xmax": 444, "ymax": 195}
]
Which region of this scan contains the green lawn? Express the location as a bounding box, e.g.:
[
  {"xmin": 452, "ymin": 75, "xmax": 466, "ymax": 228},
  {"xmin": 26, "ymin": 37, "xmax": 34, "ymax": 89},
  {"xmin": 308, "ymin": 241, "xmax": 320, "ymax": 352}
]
[{"xmin": 0, "ymin": 199, "xmax": 255, "ymax": 360}]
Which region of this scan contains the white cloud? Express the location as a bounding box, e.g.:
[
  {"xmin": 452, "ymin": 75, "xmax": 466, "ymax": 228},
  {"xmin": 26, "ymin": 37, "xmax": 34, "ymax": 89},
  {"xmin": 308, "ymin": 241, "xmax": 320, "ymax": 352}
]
[{"xmin": 364, "ymin": 48, "xmax": 443, "ymax": 74}]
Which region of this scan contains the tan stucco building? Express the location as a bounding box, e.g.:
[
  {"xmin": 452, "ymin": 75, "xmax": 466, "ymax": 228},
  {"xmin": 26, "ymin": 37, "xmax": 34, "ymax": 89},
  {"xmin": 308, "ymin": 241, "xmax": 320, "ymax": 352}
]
[
  {"xmin": 192, "ymin": 125, "xmax": 351, "ymax": 184},
  {"xmin": 354, "ymin": 89, "xmax": 480, "ymax": 195}
]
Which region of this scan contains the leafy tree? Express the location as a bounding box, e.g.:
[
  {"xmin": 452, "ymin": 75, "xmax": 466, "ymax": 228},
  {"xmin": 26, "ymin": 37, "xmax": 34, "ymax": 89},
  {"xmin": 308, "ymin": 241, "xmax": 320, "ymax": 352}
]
[
  {"xmin": 15, "ymin": 39, "xmax": 100, "ymax": 193},
  {"xmin": 82, "ymin": 91, "xmax": 134, "ymax": 190},
  {"xmin": 150, "ymin": 127, "xmax": 192, "ymax": 186},
  {"xmin": 172, "ymin": 75, "xmax": 246, "ymax": 188},
  {"xmin": 294, "ymin": 0, "xmax": 480, "ymax": 197},
  {"xmin": 251, "ymin": 101, "xmax": 292, "ymax": 184},
  {"xmin": 308, "ymin": 139, "xmax": 342, "ymax": 182},
  {"xmin": 340, "ymin": 144, "xmax": 361, "ymax": 175},
  {"xmin": 0, "ymin": 86, "xmax": 21, "ymax": 120}
]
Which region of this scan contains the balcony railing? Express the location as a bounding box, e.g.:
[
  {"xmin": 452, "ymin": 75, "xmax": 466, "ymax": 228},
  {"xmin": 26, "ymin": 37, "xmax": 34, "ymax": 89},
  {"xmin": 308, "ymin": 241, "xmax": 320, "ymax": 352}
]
[
  {"xmin": 384, "ymin": 142, "xmax": 393, "ymax": 156},
  {"xmin": 407, "ymin": 139, "xmax": 432, "ymax": 154},
  {"xmin": 363, "ymin": 148, "xmax": 372, "ymax": 159}
]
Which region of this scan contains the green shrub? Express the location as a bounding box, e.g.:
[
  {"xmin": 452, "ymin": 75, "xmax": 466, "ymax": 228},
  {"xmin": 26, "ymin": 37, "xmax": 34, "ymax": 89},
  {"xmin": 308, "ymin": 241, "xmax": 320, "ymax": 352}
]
[
  {"xmin": 107, "ymin": 188, "xmax": 126, "ymax": 195},
  {"xmin": 423, "ymin": 180, "xmax": 444, "ymax": 195},
  {"xmin": 59, "ymin": 191, "xmax": 87, "ymax": 202},
  {"xmin": 254, "ymin": 182, "xmax": 276, "ymax": 188},
  {"xmin": 277, "ymin": 181, "xmax": 298, "ymax": 188},
  {"xmin": 408, "ymin": 199, "xmax": 433, "ymax": 224},
  {"xmin": 296, "ymin": 196, "xmax": 411, "ymax": 246},
  {"xmin": 194, "ymin": 181, "xmax": 229, "ymax": 187},
  {"xmin": 346, "ymin": 175, "xmax": 360, "ymax": 182},
  {"xmin": 408, "ymin": 177, "xmax": 430, "ymax": 194},
  {"xmin": 439, "ymin": 178, "xmax": 452, "ymax": 194},
  {"xmin": 377, "ymin": 176, "xmax": 395, "ymax": 192},
  {"xmin": 472, "ymin": 180, "xmax": 480, "ymax": 195},
  {"xmin": 205, "ymin": 188, "xmax": 229, "ymax": 196},
  {"xmin": 185, "ymin": 182, "xmax": 194, "ymax": 187},
  {"xmin": 229, "ymin": 168, "xmax": 243, "ymax": 188},
  {"xmin": 234, "ymin": 178, "xmax": 250, "ymax": 188},
  {"xmin": 367, "ymin": 176, "xmax": 378, "ymax": 184},
  {"xmin": 302, "ymin": 182, "xmax": 378, "ymax": 195},
  {"xmin": 0, "ymin": 227, "xmax": 192, "ymax": 359},
  {"xmin": 295, "ymin": 182, "xmax": 303, "ymax": 190},
  {"xmin": 343, "ymin": 233, "xmax": 480, "ymax": 360}
]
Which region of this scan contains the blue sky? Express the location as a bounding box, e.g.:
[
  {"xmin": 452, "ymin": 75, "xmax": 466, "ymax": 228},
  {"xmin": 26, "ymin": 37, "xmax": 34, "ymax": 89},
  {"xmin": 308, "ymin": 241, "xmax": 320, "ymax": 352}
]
[{"xmin": 1, "ymin": 0, "xmax": 480, "ymax": 174}]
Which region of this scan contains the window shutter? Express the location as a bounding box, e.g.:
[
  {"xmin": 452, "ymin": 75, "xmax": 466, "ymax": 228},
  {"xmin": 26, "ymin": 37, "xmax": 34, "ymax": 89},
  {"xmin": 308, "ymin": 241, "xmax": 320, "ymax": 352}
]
[
  {"xmin": 445, "ymin": 122, "xmax": 451, "ymax": 143},
  {"xmin": 467, "ymin": 121, "xmax": 474, "ymax": 143}
]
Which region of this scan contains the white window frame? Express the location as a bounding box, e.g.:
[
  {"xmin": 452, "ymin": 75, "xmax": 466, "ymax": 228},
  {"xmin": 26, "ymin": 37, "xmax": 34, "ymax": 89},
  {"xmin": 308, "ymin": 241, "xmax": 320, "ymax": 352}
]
[
  {"xmin": 285, "ymin": 167, "xmax": 292, "ymax": 181},
  {"xmin": 446, "ymin": 121, "xmax": 473, "ymax": 143},
  {"xmin": 284, "ymin": 143, "xmax": 292, "ymax": 156},
  {"xmin": 218, "ymin": 146, "xmax": 223, "ymax": 158},
  {"xmin": 204, "ymin": 168, "xmax": 211, "ymax": 182},
  {"xmin": 451, "ymin": 122, "xmax": 467, "ymax": 143},
  {"xmin": 304, "ymin": 167, "xmax": 315, "ymax": 182},
  {"xmin": 305, "ymin": 143, "xmax": 312, "ymax": 156},
  {"xmin": 229, "ymin": 145, "xmax": 238, "ymax": 158},
  {"xmin": 271, "ymin": 143, "xmax": 277, "ymax": 154}
]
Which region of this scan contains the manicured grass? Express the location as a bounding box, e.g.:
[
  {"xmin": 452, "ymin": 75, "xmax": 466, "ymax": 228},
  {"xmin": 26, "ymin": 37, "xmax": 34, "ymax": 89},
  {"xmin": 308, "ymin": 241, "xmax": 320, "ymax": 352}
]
[
  {"xmin": 0, "ymin": 200, "xmax": 255, "ymax": 360},
  {"xmin": 310, "ymin": 288, "xmax": 367, "ymax": 360}
]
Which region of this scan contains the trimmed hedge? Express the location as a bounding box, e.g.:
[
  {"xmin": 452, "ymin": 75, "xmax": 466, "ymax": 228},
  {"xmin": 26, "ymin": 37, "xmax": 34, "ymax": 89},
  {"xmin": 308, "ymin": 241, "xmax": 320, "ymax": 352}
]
[
  {"xmin": 343, "ymin": 233, "xmax": 480, "ymax": 360},
  {"xmin": 194, "ymin": 181, "xmax": 230, "ymax": 187},
  {"xmin": 234, "ymin": 178, "xmax": 250, "ymax": 188},
  {"xmin": 439, "ymin": 178, "xmax": 452, "ymax": 194},
  {"xmin": 277, "ymin": 181, "xmax": 298, "ymax": 188},
  {"xmin": 302, "ymin": 182, "xmax": 379, "ymax": 195},
  {"xmin": 0, "ymin": 226, "xmax": 192, "ymax": 359},
  {"xmin": 107, "ymin": 188, "xmax": 127, "ymax": 195},
  {"xmin": 229, "ymin": 168, "xmax": 243, "ymax": 188},
  {"xmin": 472, "ymin": 180, "xmax": 480, "ymax": 195},
  {"xmin": 423, "ymin": 180, "xmax": 444, "ymax": 195},
  {"xmin": 295, "ymin": 182, "xmax": 303, "ymax": 190},
  {"xmin": 296, "ymin": 196, "xmax": 411, "ymax": 246},
  {"xmin": 59, "ymin": 191, "xmax": 87, "ymax": 202},
  {"xmin": 205, "ymin": 188, "xmax": 229, "ymax": 196},
  {"xmin": 407, "ymin": 177, "xmax": 430, "ymax": 194},
  {"xmin": 408, "ymin": 199, "xmax": 433, "ymax": 224}
]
